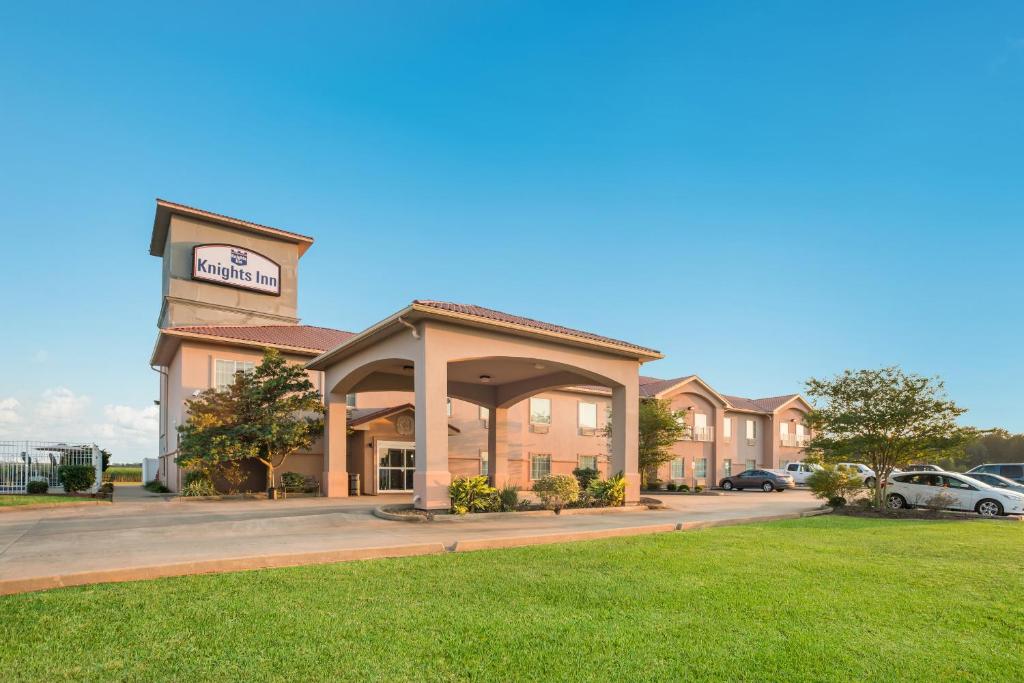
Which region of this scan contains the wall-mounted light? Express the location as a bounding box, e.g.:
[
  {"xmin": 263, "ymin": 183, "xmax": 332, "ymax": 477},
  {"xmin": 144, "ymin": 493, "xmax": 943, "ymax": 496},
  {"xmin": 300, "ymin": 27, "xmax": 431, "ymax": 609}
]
[
  {"xmin": 534, "ymin": 363, "xmax": 546, "ymax": 370},
  {"xmin": 687, "ymin": 405, "xmax": 696, "ymax": 411},
  {"xmin": 479, "ymin": 375, "xmax": 492, "ymax": 383}
]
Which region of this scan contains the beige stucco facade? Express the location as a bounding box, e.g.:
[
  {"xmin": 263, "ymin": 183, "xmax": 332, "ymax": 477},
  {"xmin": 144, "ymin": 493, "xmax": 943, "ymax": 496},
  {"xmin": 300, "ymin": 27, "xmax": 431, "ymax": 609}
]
[{"xmin": 148, "ymin": 199, "xmax": 808, "ymax": 506}]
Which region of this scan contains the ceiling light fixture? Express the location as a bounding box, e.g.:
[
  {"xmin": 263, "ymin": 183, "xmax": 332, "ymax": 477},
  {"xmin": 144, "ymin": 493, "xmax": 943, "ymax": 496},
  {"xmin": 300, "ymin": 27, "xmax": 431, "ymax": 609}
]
[{"xmin": 479, "ymin": 375, "xmax": 492, "ymax": 383}]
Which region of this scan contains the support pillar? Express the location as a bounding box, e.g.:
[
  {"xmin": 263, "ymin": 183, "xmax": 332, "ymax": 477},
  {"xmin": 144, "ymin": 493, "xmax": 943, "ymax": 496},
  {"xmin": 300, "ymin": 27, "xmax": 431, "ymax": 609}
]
[
  {"xmin": 611, "ymin": 381, "xmax": 640, "ymax": 504},
  {"xmin": 413, "ymin": 330, "xmax": 451, "ymax": 510},
  {"xmin": 487, "ymin": 406, "xmax": 510, "ymax": 487},
  {"xmin": 323, "ymin": 394, "xmax": 349, "ymax": 497}
]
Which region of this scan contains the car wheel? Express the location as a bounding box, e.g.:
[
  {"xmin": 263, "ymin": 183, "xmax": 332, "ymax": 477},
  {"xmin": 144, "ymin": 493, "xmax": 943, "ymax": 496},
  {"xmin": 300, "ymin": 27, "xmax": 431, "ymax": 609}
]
[
  {"xmin": 762, "ymin": 481, "xmax": 774, "ymax": 493},
  {"xmin": 976, "ymin": 499, "xmax": 1004, "ymax": 517},
  {"xmin": 722, "ymin": 481, "xmax": 734, "ymax": 491},
  {"xmin": 864, "ymin": 477, "xmax": 876, "ymax": 488},
  {"xmin": 886, "ymin": 493, "xmax": 907, "ymax": 510}
]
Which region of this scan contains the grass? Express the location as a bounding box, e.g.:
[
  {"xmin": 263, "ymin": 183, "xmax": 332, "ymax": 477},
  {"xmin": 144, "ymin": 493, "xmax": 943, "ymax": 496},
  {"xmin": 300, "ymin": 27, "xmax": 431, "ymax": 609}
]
[
  {"xmin": 103, "ymin": 466, "xmax": 142, "ymax": 482},
  {"xmin": 0, "ymin": 495, "xmax": 99, "ymax": 507},
  {"xmin": 1, "ymin": 516, "xmax": 1022, "ymax": 681}
]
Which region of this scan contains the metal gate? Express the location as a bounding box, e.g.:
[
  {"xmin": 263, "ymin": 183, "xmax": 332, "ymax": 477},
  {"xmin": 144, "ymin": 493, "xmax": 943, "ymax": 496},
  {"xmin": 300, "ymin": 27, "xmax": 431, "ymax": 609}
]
[{"xmin": 0, "ymin": 441, "xmax": 101, "ymax": 493}]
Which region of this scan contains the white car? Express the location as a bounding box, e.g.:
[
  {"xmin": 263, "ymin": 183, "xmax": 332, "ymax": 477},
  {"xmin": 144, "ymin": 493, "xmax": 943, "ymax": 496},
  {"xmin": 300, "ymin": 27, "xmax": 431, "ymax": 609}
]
[
  {"xmin": 838, "ymin": 463, "xmax": 877, "ymax": 488},
  {"xmin": 884, "ymin": 472, "xmax": 1024, "ymax": 517},
  {"xmin": 783, "ymin": 462, "xmax": 821, "ymax": 485}
]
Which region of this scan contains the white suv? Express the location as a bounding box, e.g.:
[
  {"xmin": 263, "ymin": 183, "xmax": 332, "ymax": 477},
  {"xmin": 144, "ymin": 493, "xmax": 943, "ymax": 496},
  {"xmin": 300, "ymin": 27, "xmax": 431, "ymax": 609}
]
[
  {"xmin": 885, "ymin": 472, "xmax": 1024, "ymax": 517},
  {"xmin": 838, "ymin": 463, "xmax": 877, "ymax": 488},
  {"xmin": 784, "ymin": 462, "xmax": 821, "ymax": 485}
]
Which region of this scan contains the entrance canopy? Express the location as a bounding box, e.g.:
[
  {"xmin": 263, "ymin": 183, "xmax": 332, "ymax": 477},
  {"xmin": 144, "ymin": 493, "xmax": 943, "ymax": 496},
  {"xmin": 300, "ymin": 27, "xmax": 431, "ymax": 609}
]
[{"xmin": 307, "ymin": 300, "xmax": 661, "ymax": 509}]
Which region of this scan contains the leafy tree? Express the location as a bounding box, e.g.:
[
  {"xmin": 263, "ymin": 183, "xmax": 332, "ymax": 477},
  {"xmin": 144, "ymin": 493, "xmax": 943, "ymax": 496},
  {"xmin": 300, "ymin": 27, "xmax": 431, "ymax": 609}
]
[
  {"xmin": 177, "ymin": 349, "xmax": 324, "ymax": 491},
  {"xmin": 100, "ymin": 449, "xmax": 111, "ymax": 472},
  {"xmin": 804, "ymin": 367, "xmax": 975, "ymax": 506},
  {"xmin": 605, "ymin": 399, "xmax": 687, "ymax": 486}
]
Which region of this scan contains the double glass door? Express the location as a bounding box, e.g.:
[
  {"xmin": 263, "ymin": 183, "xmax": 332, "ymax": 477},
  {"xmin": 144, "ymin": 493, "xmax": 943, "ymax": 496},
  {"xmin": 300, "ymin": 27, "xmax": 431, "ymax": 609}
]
[{"xmin": 378, "ymin": 442, "xmax": 415, "ymax": 492}]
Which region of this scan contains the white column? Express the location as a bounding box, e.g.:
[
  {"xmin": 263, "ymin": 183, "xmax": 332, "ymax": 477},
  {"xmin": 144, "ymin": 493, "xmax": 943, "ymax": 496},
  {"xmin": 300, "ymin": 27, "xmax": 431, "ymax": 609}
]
[{"xmin": 413, "ymin": 327, "xmax": 451, "ymax": 510}]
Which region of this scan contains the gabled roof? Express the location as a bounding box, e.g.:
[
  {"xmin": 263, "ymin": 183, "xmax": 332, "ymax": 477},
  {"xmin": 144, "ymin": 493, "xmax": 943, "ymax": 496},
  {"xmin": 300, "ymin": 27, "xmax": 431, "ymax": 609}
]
[
  {"xmin": 151, "ymin": 324, "xmax": 356, "ymax": 365},
  {"xmin": 722, "ymin": 393, "xmax": 807, "ymax": 415},
  {"xmin": 641, "ymin": 374, "xmax": 808, "ymax": 415},
  {"xmin": 150, "ymin": 199, "xmax": 315, "ymax": 258}
]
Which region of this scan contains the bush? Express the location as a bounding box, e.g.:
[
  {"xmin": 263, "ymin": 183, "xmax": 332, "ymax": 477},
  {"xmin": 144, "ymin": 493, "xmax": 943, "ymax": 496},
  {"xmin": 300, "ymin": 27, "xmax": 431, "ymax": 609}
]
[
  {"xmin": 144, "ymin": 480, "xmax": 171, "ymax": 493},
  {"xmin": 589, "ymin": 473, "xmax": 626, "ymax": 507},
  {"xmin": 572, "ymin": 467, "xmax": 600, "ymax": 491},
  {"xmin": 449, "ymin": 476, "xmax": 498, "ymax": 515},
  {"xmin": 497, "ymin": 483, "xmax": 520, "ymax": 512},
  {"xmin": 181, "ymin": 471, "xmax": 217, "ymax": 497},
  {"xmin": 644, "ymin": 479, "xmax": 662, "ymax": 491},
  {"xmin": 58, "ymin": 464, "xmax": 95, "ymax": 493},
  {"xmin": 694, "ymin": 485, "xmax": 704, "ymax": 493},
  {"xmin": 666, "ymin": 482, "xmax": 677, "ymax": 491},
  {"xmin": 532, "ymin": 475, "xmax": 580, "ymax": 511},
  {"xmin": 678, "ymin": 483, "xmax": 690, "ymax": 492},
  {"xmin": 807, "ymin": 464, "xmax": 864, "ymax": 506},
  {"xmin": 26, "ymin": 480, "xmax": 48, "ymax": 494},
  {"xmin": 280, "ymin": 471, "xmax": 306, "ymax": 492}
]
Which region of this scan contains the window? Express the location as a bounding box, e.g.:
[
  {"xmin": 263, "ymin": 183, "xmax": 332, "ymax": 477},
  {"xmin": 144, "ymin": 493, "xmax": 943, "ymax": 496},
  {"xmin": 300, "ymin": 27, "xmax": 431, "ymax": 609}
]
[
  {"xmin": 723, "ymin": 459, "xmax": 732, "ymax": 477},
  {"xmin": 530, "ymin": 454, "xmax": 551, "ymax": 480},
  {"xmin": 579, "ymin": 455, "xmax": 598, "ymax": 471},
  {"xmin": 529, "ymin": 397, "xmax": 551, "ymax": 425},
  {"xmin": 214, "ymin": 359, "xmax": 255, "ymax": 390},
  {"xmin": 671, "ymin": 458, "xmax": 684, "ymax": 479},
  {"xmin": 345, "ymin": 393, "xmax": 357, "ymax": 407},
  {"xmin": 787, "ymin": 463, "xmax": 799, "ymax": 472},
  {"xmin": 1001, "ymin": 465, "xmax": 1023, "ymax": 479},
  {"xmin": 693, "ymin": 413, "xmax": 710, "ymax": 441},
  {"xmin": 578, "ymin": 401, "xmax": 597, "ymax": 434},
  {"xmin": 480, "ymin": 451, "xmax": 489, "ymax": 476},
  {"xmin": 746, "ymin": 459, "xmax": 756, "ymax": 471},
  {"xmin": 479, "ymin": 406, "xmax": 489, "ymax": 427},
  {"xmin": 745, "ymin": 419, "xmax": 757, "ymax": 440},
  {"xmin": 695, "ymin": 458, "xmax": 707, "ymax": 478},
  {"xmin": 446, "ymin": 398, "xmax": 452, "ymax": 417},
  {"xmin": 723, "ymin": 417, "xmax": 732, "ymax": 440},
  {"xmin": 779, "ymin": 422, "xmax": 789, "ymax": 437}
]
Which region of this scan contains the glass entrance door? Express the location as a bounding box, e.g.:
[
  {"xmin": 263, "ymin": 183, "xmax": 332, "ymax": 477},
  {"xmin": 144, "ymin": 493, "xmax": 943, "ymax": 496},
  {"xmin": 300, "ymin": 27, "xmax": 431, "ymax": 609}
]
[{"xmin": 377, "ymin": 442, "xmax": 415, "ymax": 492}]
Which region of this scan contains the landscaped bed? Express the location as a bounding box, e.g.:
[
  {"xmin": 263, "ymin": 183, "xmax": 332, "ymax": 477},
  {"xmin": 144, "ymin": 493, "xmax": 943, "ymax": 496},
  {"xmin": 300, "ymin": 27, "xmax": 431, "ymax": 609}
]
[
  {"xmin": 1, "ymin": 516, "xmax": 1021, "ymax": 680},
  {"xmin": 0, "ymin": 495, "xmax": 108, "ymax": 507}
]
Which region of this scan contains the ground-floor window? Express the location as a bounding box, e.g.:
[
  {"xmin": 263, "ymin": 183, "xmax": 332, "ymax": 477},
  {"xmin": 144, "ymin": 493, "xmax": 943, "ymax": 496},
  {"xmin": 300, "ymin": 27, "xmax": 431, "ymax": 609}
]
[
  {"xmin": 480, "ymin": 450, "xmax": 488, "ymax": 476},
  {"xmin": 723, "ymin": 459, "xmax": 732, "ymax": 477},
  {"xmin": 578, "ymin": 455, "xmax": 598, "ymax": 471},
  {"xmin": 695, "ymin": 458, "xmax": 707, "ymax": 478},
  {"xmin": 671, "ymin": 458, "xmax": 684, "ymax": 479},
  {"xmin": 530, "ymin": 454, "xmax": 551, "ymax": 480},
  {"xmin": 378, "ymin": 442, "xmax": 415, "ymax": 492},
  {"xmin": 746, "ymin": 459, "xmax": 756, "ymax": 471}
]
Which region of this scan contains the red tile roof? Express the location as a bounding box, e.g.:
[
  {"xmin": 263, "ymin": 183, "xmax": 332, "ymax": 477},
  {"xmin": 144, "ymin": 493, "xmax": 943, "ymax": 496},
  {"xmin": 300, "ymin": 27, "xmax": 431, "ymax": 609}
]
[
  {"xmin": 167, "ymin": 324, "xmax": 356, "ymax": 352},
  {"xmin": 638, "ymin": 375, "xmax": 694, "ymax": 398},
  {"xmin": 413, "ymin": 300, "xmax": 660, "ymax": 355}
]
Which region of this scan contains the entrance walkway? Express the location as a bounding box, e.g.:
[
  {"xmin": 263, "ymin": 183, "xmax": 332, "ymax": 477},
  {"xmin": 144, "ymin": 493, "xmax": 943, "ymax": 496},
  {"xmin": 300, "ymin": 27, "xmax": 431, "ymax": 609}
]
[{"xmin": 0, "ymin": 489, "xmax": 820, "ymax": 594}]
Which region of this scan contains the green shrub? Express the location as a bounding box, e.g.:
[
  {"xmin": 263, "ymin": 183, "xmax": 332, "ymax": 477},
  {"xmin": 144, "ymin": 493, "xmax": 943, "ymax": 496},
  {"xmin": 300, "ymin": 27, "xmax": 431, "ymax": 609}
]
[
  {"xmin": 449, "ymin": 476, "xmax": 498, "ymax": 515},
  {"xmin": 181, "ymin": 477, "xmax": 217, "ymax": 497},
  {"xmin": 532, "ymin": 475, "xmax": 580, "ymax": 511},
  {"xmin": 26, "ymin": 480, "xmax": 48, "ymax": 494},
  {"xmin": 280, "ymin": 471, "xmax": 306, "ymax": 492},
  {"xmin": 807, "ymin": 464, "xmax": 864, "ymax": 506},
  {"xmin": 183, "ymin": 470, "xmax": 209, "ymax": 487},
  {"xmin": 58, "ymin": 464, "xmax": 95, "ymax": 493},
  {"xmin": 497, "ymin": 483, "xmax": 520, "ymax": 512},
  {"xmin": 588, "ymin": 472, "xmax": 626, "ymax": 507},
  {"xmin": 678, "ymin": 483, "xmax": 690, "ymax": 492},
  {"xmin": 644, "ymin": 479, "xmax": 662, "ymax": 491},
  {"xmin": 571, "ymin": 467, "xmax": 600, "ymax": 491},
  {"xmin": 694, "ymin": 485, "xmax": 703, "ymax": 493},
  {"xmin": 666, "ymin": 482, "xmax": 678, "ymax": 491},
  {"xmin": 143, "ymin": 480, "xmax": 171, "ymax": 493}
]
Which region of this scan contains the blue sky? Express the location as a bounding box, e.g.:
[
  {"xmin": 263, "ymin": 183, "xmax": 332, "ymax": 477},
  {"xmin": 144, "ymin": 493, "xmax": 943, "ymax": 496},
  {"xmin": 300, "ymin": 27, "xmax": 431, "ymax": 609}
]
[{"xmin": 1, "ymin": 2, "xmax": 1022, "ymax": 459}]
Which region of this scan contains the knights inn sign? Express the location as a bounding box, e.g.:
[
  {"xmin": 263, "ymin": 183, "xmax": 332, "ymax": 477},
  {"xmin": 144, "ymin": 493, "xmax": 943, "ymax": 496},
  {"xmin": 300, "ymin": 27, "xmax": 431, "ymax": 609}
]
[{"xmin": 192, "ymin": 244, "xmax": 281, "ymax": 295}]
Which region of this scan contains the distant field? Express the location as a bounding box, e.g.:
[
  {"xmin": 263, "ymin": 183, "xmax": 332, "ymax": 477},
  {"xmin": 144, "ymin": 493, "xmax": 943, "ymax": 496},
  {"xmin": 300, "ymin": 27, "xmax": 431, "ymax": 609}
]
[
  {"xmin": 0, "ymin": 495, "xmax": 103, "ymax": 507},
  {"xmin": 104, "ymin": 466, "xmax": 142, "ymax": 482}
]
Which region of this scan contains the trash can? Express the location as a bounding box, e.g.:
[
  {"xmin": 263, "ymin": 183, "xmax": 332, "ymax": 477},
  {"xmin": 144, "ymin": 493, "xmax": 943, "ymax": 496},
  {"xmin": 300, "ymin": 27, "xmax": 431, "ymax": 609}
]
[{"xmin": 348, "ymin": 473, "xmax": 360, "ymax": 496}]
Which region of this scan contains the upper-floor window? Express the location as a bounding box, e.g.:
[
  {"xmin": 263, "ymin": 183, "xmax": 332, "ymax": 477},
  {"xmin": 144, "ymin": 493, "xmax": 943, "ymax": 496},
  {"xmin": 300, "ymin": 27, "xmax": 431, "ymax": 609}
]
[
  {"xmin": 479, "ymin": 405, "xmax": 489, "ymax": 427},
  {"xmin": 578, "ymin": 401, "xmax": 597, "ymax": 434},
  {"xmin": 346, "ymin": 393, "xmax": 357, "ymax": 408},
  {"xmin": 745, "ymin": 419, "xmax": 757, "ymax": 440},
  {"xmin": 529, "ymin": 397, "xmax": 551, "ymax": 425},
  {"xmin": 215, "ymin": 359, "xmax": 255, "ymax": 391},
  {"xmin": 723, "ymin": 417, "xmax": 732, "ymax": 440}
]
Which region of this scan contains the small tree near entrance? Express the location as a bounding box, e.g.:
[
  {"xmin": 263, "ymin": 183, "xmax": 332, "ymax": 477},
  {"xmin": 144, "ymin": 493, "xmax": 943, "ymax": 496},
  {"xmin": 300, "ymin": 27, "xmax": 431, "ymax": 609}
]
[
  {"xmin": 804, "ymin": 367, "xmax": 975, "ymax": 507},
  {"xmin": 177, "ymin": 349, "xmax": 324, "ymax": 492},
  {"xmin": 606, "ymin": 399, "xmax": 687, "ymax": 486}
]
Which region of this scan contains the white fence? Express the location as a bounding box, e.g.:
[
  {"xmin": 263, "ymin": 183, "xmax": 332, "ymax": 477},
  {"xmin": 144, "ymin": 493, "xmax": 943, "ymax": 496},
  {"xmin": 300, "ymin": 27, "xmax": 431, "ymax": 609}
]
[
  {"xmin": 142, "ymin": 457, "xmax": 159, "ymax": 484},
  {"xmin": 0, "ymin": 441, "xmax": 102, "ymax": 494}
]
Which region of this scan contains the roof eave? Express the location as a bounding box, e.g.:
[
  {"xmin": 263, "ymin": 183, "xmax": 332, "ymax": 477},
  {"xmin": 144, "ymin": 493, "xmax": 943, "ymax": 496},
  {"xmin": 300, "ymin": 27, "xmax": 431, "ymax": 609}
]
[{"xmin": 157, "ymin": 329, "xmax": 326, "ymax": 360}]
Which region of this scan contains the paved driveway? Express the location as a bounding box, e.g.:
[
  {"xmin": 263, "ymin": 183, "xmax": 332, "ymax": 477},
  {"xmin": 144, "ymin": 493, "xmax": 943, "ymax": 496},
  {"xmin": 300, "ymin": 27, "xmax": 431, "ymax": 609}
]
[{"xmin": 0, "ymin": 486, "xmax": 820, "ymax": 590}]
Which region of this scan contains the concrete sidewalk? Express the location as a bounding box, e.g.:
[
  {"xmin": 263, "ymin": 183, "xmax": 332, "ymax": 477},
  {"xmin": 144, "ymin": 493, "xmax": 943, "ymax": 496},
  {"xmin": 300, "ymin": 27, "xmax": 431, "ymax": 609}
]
[{"xmin": 0, "ymin": 487, "xmax": 821, "ymax": 594}]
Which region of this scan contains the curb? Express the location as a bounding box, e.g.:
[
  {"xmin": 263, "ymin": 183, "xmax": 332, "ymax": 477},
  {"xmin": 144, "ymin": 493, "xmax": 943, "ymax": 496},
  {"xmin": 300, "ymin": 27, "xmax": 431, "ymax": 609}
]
[
  {"xmin": 0, "ymin": 543, "xmax": 447, "ymax": 596},
  {"xmin": 375, "ymin": 504, "xmax": 655, "ymax": 523}
]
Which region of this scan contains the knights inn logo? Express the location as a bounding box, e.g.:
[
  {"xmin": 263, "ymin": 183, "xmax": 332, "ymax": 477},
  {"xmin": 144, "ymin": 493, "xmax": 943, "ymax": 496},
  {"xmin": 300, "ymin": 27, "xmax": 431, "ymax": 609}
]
[
  {"xmin": 193, "ymin": 244, "xmax": 281, "ymax": 295},
  {"xmin": 230, "ymin": 248, "xmax": 248, "ymax": 266}
]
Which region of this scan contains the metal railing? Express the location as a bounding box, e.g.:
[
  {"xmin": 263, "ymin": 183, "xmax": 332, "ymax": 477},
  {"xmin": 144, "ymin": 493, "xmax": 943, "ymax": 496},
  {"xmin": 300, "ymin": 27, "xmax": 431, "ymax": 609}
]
[
  {"xmin": 679, "ymin": 426, "xmax": 715, "ymax": 442},
  {"xmin": 0, "ymin": 441, "xmax": 101, "ymax": 493},
  {"xmin": 781, "ymin": 435, "xmax": 811, "ymax": 448}
]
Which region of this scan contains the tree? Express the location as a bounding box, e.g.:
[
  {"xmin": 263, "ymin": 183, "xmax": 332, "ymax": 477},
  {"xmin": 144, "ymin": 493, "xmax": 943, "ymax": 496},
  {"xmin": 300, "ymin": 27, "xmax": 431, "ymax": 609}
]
[
  {"xmin": 177, "ymin": 349, "xmax": 325, "ymax": 492},
  {"xmin": 804, "ymin": 367, "xmax": 975, "ymax": 506},
  {"xmin": 605, "ymin": 399, "xmax": 687, "ymax": 486}
]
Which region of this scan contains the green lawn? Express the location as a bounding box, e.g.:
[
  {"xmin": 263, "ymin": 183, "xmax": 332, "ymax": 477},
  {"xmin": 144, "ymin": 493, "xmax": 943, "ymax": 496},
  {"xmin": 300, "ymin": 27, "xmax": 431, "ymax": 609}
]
[
  {"xmin": 0, "ymin": 495, "xmax": 97, "ymax": 507},
  {"xmin": 1, "ymin": 517, "xmax": 1022, "ymax": 681}
]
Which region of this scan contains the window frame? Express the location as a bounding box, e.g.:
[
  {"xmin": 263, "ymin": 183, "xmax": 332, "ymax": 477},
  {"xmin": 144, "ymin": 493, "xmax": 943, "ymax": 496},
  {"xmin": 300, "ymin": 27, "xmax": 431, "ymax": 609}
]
[
  {"xmin": 530, "ymin": 454, "xmax": 552, "ymax": 480},
  {"xmin": 529, "ymin": 397, "xmax": 552, "ymax": 426},
  {"xmin": 214, "ymin": 359, "xmax": 256, "ymax": 391},
  {"xmin": 577, "ymin": 401, "xmax": 598, "ymax": 435},
  {"xmin": 578, "ymin": 455, "xmax": 598, "ymax": 471}
]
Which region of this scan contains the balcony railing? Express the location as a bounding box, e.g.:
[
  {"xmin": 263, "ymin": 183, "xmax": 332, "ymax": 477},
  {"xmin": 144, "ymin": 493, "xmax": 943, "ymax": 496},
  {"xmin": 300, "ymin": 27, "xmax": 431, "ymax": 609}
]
[
  {"xmin": 781, "ymin": 435, "xmax": 811, "ymax": 448},
  {"xmin": 678, "ymin": 426, "xmax": 715, "ymax": 442}
]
